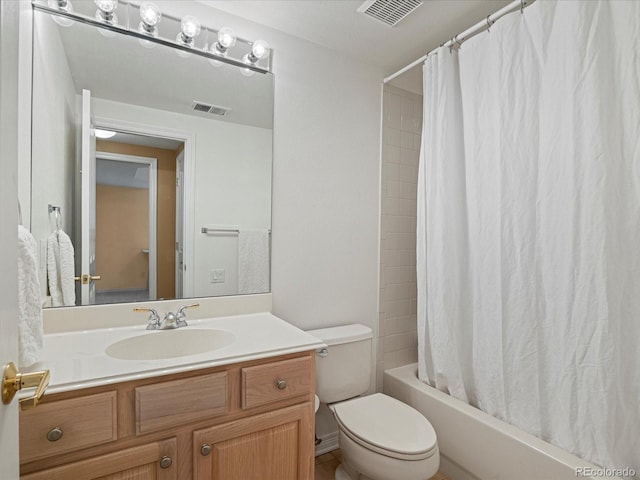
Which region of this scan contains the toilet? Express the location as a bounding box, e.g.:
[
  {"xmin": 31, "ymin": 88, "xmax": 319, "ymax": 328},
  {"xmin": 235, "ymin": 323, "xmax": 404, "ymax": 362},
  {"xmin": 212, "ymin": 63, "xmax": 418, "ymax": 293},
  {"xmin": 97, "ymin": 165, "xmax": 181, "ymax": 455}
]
[{"xmin": 307, "ymin": 324, "xmax": 439, "ymax": 480}]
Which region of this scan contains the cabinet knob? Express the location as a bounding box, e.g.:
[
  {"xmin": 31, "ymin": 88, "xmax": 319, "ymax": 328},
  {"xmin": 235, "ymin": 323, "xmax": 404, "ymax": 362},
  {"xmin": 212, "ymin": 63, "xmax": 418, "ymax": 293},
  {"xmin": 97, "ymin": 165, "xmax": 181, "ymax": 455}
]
[
  {"xmin": 46, "ymin": 427, "xmax": 63, "ymax": 442},
  {"xmin": 276, "ymin": 379, "xmax": 287, "ymax": 390},
  {"xmin": 200, "ymin": 444, "xmax": 212, "ymax": 456},
  {"xmin": 159, "ymin": 456, "xmax": 172, "ymax": 469}
]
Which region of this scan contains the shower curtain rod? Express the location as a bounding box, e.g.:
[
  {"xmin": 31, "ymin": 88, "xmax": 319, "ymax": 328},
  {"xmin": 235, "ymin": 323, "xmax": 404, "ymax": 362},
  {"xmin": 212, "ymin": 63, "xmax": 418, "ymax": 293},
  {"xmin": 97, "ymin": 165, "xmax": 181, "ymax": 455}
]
[{"xmin": 383, "ymin": 0, "xmax": 535, "ymax": 84}]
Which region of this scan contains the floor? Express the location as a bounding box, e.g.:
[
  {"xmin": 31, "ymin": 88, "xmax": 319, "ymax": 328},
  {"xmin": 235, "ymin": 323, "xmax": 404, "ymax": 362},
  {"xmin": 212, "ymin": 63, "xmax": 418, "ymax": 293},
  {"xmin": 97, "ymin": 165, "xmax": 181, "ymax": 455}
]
[
  {"xmin": 314, "ymin": 449, "xmax": 450, "ymax": 480},
  {"xmin": 95, "ymin": 288, "xmax": 149, "ymax": 304}
]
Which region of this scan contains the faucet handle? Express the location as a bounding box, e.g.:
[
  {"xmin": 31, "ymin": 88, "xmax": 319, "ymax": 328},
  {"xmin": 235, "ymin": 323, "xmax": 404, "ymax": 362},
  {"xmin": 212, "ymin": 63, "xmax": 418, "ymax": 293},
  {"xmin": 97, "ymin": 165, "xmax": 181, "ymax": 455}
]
[
  {"xmin": 176, "ymin": 303, "xmax": 200, "ymax": 316},
  {"xmin": 175, "ymin": 303, "xmax": 199, "ymax": 327},
  {"xmin": 134, "ymin": 307, "xmax": 160, "ymax": 330}
]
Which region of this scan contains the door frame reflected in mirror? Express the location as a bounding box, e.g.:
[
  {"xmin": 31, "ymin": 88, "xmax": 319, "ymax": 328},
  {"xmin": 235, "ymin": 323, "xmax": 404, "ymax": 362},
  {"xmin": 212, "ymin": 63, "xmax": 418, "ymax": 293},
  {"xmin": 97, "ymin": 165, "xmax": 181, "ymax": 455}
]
[{"xmin": 93, "ymin": 115, "xmax": 196, "ymax": 301}]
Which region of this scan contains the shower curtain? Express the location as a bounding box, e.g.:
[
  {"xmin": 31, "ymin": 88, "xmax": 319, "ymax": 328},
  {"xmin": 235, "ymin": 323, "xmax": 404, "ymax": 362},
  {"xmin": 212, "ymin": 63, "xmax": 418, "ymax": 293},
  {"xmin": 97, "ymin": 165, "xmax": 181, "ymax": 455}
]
[{"xmin": 417, "ymin": 0, "xmax": 640, "ymax": 470}]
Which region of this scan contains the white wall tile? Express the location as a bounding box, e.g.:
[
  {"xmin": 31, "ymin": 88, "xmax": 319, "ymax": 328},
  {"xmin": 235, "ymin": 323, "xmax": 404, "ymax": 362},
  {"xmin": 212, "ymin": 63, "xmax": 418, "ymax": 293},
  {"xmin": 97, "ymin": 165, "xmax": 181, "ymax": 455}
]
[
  {"xmin": 387, "ymin": 145, "xmax": 401, "ymax": 164},
  {"xmin": 378, "ymin": 85, "xmax": 422, "ymax": 392},
  {"xmin": 386, "ymin": 127, "xmax": 401, "ymax": 147}
]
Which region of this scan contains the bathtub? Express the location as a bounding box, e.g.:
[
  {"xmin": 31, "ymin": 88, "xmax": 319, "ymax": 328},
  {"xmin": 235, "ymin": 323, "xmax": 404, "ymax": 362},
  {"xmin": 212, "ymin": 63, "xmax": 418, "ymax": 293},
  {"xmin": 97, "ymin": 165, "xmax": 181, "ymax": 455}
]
[{"xmin": 384, "ymin": 364, "xmax": 629, "ymax": 480}]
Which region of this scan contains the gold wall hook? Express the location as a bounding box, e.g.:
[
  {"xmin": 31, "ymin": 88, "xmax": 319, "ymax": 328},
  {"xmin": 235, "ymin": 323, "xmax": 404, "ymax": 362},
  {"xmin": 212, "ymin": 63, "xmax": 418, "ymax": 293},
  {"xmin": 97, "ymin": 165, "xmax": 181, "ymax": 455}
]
[{"xmin": 2, "ymin": 362, "xmax": 50, "ymax": 410}]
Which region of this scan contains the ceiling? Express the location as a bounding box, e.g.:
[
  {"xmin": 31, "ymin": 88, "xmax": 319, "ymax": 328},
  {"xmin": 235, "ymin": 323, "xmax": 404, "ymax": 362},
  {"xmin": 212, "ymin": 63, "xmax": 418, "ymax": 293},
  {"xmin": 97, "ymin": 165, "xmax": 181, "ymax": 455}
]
[{"xmin": 198, "ymin": 0, "xmax": 511, "ymax": 92}]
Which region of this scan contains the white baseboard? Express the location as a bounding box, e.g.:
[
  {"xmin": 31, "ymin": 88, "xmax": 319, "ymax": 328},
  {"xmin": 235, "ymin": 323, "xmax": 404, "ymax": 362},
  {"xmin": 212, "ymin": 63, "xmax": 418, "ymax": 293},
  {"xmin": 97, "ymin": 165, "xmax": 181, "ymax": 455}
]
[{"xmin": 314, "ymin": 431, "xmax": 339, "ymax": 456}]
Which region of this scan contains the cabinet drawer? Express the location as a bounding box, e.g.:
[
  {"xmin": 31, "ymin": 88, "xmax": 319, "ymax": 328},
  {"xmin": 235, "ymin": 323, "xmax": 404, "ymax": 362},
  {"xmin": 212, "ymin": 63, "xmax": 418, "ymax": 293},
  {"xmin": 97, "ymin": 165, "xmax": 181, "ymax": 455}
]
[
  {"xmin": 21, "ymin": 437, "xmax": 177, "ymax": 480},
  {"xmin": 242, "ymin": 356, "xmax": 313, "ymax": 409},
  {"xmin": 20, "ymin": 391, "xmax": 117, "ymax": 463},
  {"xmin": 136, "ymin": 371, "xmax": 227, "ymax": 435}
]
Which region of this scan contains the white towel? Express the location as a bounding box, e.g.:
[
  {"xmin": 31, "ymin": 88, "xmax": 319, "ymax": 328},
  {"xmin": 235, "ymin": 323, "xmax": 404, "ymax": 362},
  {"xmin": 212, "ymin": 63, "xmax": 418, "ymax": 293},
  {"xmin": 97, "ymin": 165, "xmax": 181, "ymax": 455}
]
[
  {"xmin": 238, "ymin": 229, "xmax": 270, "ymax": 294},
  {"xmin": 47, "ymin": 230, "xmax": 76, "ymax": 307},
  {"xmin": 18, "ymin": 225, "xmax": 43, "ymax": 367}
]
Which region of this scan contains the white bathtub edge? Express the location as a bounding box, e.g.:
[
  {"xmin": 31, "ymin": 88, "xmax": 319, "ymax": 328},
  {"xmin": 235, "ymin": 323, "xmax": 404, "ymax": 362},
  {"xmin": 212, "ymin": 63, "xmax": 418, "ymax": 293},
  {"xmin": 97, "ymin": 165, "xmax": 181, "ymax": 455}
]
[{"xmin": 383, "ymin": 363, "xmax": 628, "ymax": 480}]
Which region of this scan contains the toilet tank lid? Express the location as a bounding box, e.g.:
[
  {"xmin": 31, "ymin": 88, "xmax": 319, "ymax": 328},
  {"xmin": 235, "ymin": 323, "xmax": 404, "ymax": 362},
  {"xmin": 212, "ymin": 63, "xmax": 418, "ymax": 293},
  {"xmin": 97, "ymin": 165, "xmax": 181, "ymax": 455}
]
[{"xmin": 306, "ymin": 324, "xmax": 372, "ymax": 346}]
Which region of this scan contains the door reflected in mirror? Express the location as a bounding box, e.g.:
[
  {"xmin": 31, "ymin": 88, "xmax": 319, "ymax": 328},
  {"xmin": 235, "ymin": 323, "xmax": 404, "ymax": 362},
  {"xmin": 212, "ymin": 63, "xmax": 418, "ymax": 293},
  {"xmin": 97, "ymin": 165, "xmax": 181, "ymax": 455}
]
[
  {"xmin": 94, "ymin": 131, "xmax": 184, "ymax": 305},
  {"xmin": 26, "ymin": 6, "xmax": 274, "ymax": 309}
]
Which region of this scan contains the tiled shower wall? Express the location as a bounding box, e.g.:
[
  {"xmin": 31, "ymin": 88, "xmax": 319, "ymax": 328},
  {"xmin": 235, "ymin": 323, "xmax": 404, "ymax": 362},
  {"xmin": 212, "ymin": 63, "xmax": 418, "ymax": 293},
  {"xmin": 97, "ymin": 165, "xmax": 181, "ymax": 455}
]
[{"xmin": 376, "ymin": 84, "xmax": 423, "ymax": 391}]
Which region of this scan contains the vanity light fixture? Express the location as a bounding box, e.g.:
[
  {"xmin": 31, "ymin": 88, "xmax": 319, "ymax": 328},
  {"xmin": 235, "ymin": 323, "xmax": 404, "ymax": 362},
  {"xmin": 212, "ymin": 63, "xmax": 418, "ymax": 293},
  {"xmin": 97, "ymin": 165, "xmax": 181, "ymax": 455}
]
[
  {"xmin": 94, "ymin": 129, "xmax": 117, "ymax": 139},
  {"xmin": 47, "ymin": 0, "xmax": 74, "ymax": 27},
  {"xmin": 243, "ymin": 40, "xmax": 270, "ymax": 66},
  {"xmin": 175, "ymin": 15, "xmax": 201, "ymax": 57},
  {"xmin": 211, "ymin": 27, "xmax": 236, "ymax": 56},
  {"xmin": 138, "ymin": 2, "xmax": 161, "ymax": 48},
  {"xmin": 35, "ymin": 1, "xmax": 273, "ymax": 73}
]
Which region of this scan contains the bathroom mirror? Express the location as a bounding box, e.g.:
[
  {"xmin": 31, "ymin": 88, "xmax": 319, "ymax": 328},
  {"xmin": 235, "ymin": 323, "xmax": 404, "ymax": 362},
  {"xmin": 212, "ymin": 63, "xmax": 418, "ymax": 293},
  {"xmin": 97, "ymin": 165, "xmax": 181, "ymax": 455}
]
[{"xmin": 28, "ymin": 4, "xmax": 274, "ymax": 307}]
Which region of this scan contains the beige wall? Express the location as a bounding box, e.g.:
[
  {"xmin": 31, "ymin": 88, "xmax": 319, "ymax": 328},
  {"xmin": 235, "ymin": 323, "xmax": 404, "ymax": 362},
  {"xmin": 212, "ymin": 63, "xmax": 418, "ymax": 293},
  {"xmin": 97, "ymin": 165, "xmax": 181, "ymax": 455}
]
[
  {"xmin": 96, "ymin": 185, "xmax": 148, "ymax": 290},
  {"xmin": 377, "ymin": 84, "xmax": 423, "ymax": 392},
  {"xmin": 96, "ymin": 140, "xmax": 178, "ymax": 299}
]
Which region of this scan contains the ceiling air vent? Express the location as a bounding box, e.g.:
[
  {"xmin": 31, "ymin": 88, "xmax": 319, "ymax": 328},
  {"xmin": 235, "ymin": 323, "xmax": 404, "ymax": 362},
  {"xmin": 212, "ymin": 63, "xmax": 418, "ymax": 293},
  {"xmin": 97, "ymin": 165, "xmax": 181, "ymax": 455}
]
[
  {"xmin": 357, "ymin": 0, "xmax": 423, "ymax": 27},
  {"xmin": 191, "ymin": 101, "xmax": 231, "ymax": 116}
]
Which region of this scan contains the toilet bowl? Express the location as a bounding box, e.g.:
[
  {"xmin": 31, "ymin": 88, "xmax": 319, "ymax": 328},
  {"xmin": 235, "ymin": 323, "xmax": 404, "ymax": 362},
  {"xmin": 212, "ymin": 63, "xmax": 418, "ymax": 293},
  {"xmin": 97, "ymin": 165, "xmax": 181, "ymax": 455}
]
[
  {"xmin": 332, "ymin": 393, "xmax": 439, "ymax": 480},
  {"xmin": 307, "ymin": 324, "xmax": 439, "ymax": 480}
]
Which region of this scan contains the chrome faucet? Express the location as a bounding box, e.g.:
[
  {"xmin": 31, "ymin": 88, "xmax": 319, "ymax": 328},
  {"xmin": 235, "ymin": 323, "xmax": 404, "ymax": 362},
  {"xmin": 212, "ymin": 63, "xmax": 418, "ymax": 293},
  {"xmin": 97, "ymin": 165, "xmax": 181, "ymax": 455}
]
[
  {"xmin": 134, "ymin": 304, "xmax": 199, "ymax": 330},
  {"xmin": 159, "ymin": 303, "xmax": 199, "ymax": 329}
]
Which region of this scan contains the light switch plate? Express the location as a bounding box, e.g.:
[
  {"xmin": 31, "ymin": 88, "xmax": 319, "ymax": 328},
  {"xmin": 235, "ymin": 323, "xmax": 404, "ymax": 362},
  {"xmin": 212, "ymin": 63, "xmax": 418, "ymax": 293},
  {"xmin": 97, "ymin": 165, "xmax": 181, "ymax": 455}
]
[{"xmin": 210, "ymin": 269, "xmax": 225, "ymax": 283}]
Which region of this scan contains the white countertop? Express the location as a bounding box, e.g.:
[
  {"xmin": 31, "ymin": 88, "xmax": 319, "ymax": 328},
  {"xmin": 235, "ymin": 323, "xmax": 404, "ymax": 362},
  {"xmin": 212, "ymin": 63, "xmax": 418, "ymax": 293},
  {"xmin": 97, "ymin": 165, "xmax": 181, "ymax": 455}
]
[{"xmin": 29, "ymin": 313, "xmax": 325, "ymax": 395}]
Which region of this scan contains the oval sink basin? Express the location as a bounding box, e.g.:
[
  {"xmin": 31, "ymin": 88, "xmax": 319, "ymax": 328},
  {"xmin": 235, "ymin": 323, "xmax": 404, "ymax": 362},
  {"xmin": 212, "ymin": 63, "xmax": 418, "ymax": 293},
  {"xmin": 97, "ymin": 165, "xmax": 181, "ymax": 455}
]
[{"xmin": 105, "ymin": 329, "xmax": 235, "ymax": 360}]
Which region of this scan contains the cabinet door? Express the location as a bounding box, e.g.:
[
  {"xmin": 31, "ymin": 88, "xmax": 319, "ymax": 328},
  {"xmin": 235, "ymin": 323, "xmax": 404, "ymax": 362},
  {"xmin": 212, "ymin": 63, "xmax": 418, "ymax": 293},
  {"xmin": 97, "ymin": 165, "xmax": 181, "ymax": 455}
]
[
  {"xmin": 21, "ymin": 438, "xmax": 177, "ymax": 480},
  {"xmin": 194, "ymin": 403, "xmax": 313, "ymax": 480}
]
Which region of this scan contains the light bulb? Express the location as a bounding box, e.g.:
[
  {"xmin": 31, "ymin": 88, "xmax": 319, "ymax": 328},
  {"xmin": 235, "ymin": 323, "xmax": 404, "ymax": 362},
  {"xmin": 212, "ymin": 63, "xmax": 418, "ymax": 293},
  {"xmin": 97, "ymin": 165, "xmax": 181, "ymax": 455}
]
[
  {"xmin": 244, "ymin": 40, "xmax": 270, "ymax": 65},
  {"xmin": 211, "ymin": 27, "xmax": 236, "ymax": 56},
  {"xmin": 251, "ymin": 40, "xmax": 270, "ymax": 60},
  {"xmin": 48, "ymin": 0, "xmax": 74, "ymax": 27},
  {"xmin": 180, "ymin": 15, "xmax": 201, "ymax": 41},
  {"xmin": 217, "ymin": 27, "xmax": 236, "ymax": 49},
  {"xmin": 176, "ymin": 15, "xmax": 200, "ymax": 56},
  {"xmin": 139, "ymin": 2, "xmax": 161, "ymax": 29},
  {"xmin": 138, "ymin": 1, "xmax": 160, "ymax": 47},
  {"xmin": 95, "ymin": 0, "xmax": 117, "ymax": 14},
  {"xmin": 95, "ymin": 0, "xmax": 118, "ymax": 28}
]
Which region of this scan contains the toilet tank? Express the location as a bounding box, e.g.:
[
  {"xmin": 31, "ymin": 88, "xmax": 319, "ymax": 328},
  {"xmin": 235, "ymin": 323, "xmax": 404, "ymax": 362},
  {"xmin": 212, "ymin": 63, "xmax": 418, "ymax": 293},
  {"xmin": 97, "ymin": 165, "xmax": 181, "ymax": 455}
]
[{"xmin": 306, "ymin": 324, "xmax": 372, "ymax": 404}]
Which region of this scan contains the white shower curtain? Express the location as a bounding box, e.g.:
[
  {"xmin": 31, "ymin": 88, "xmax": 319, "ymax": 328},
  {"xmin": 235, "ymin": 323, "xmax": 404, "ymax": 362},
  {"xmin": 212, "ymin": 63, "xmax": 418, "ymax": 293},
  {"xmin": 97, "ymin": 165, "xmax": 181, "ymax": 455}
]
[{"xmin": 417, "ymin": 0, "xmax": 640, "ymax": 470}]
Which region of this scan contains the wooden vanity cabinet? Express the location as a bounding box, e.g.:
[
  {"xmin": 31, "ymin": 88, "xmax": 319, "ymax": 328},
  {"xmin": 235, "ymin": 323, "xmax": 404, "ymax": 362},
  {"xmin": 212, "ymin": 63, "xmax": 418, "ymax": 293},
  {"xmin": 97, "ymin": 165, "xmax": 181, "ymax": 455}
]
[{"xmin": 19, "ymin": 351, "xmax": 316, "ymax": 480}]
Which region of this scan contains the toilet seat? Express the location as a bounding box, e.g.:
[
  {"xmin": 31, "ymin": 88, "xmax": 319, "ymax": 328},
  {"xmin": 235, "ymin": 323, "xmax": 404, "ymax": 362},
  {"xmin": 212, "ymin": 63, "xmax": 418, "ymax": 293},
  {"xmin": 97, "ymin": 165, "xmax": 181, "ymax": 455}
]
[{"xmin": 332, "ymin": 393, "xmax": 438, "ymax": 461}]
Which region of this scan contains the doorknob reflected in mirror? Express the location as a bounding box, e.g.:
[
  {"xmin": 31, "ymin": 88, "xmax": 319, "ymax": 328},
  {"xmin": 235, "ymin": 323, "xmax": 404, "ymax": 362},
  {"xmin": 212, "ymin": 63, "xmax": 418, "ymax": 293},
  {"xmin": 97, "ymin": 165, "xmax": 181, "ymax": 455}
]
[
  {"xmin": 75, "ymin": 274, "xmax": 102, "ymax": 284},
  {"xmin": 2, "ymin": 362, "xmax": 50, "ymax": 410}
]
